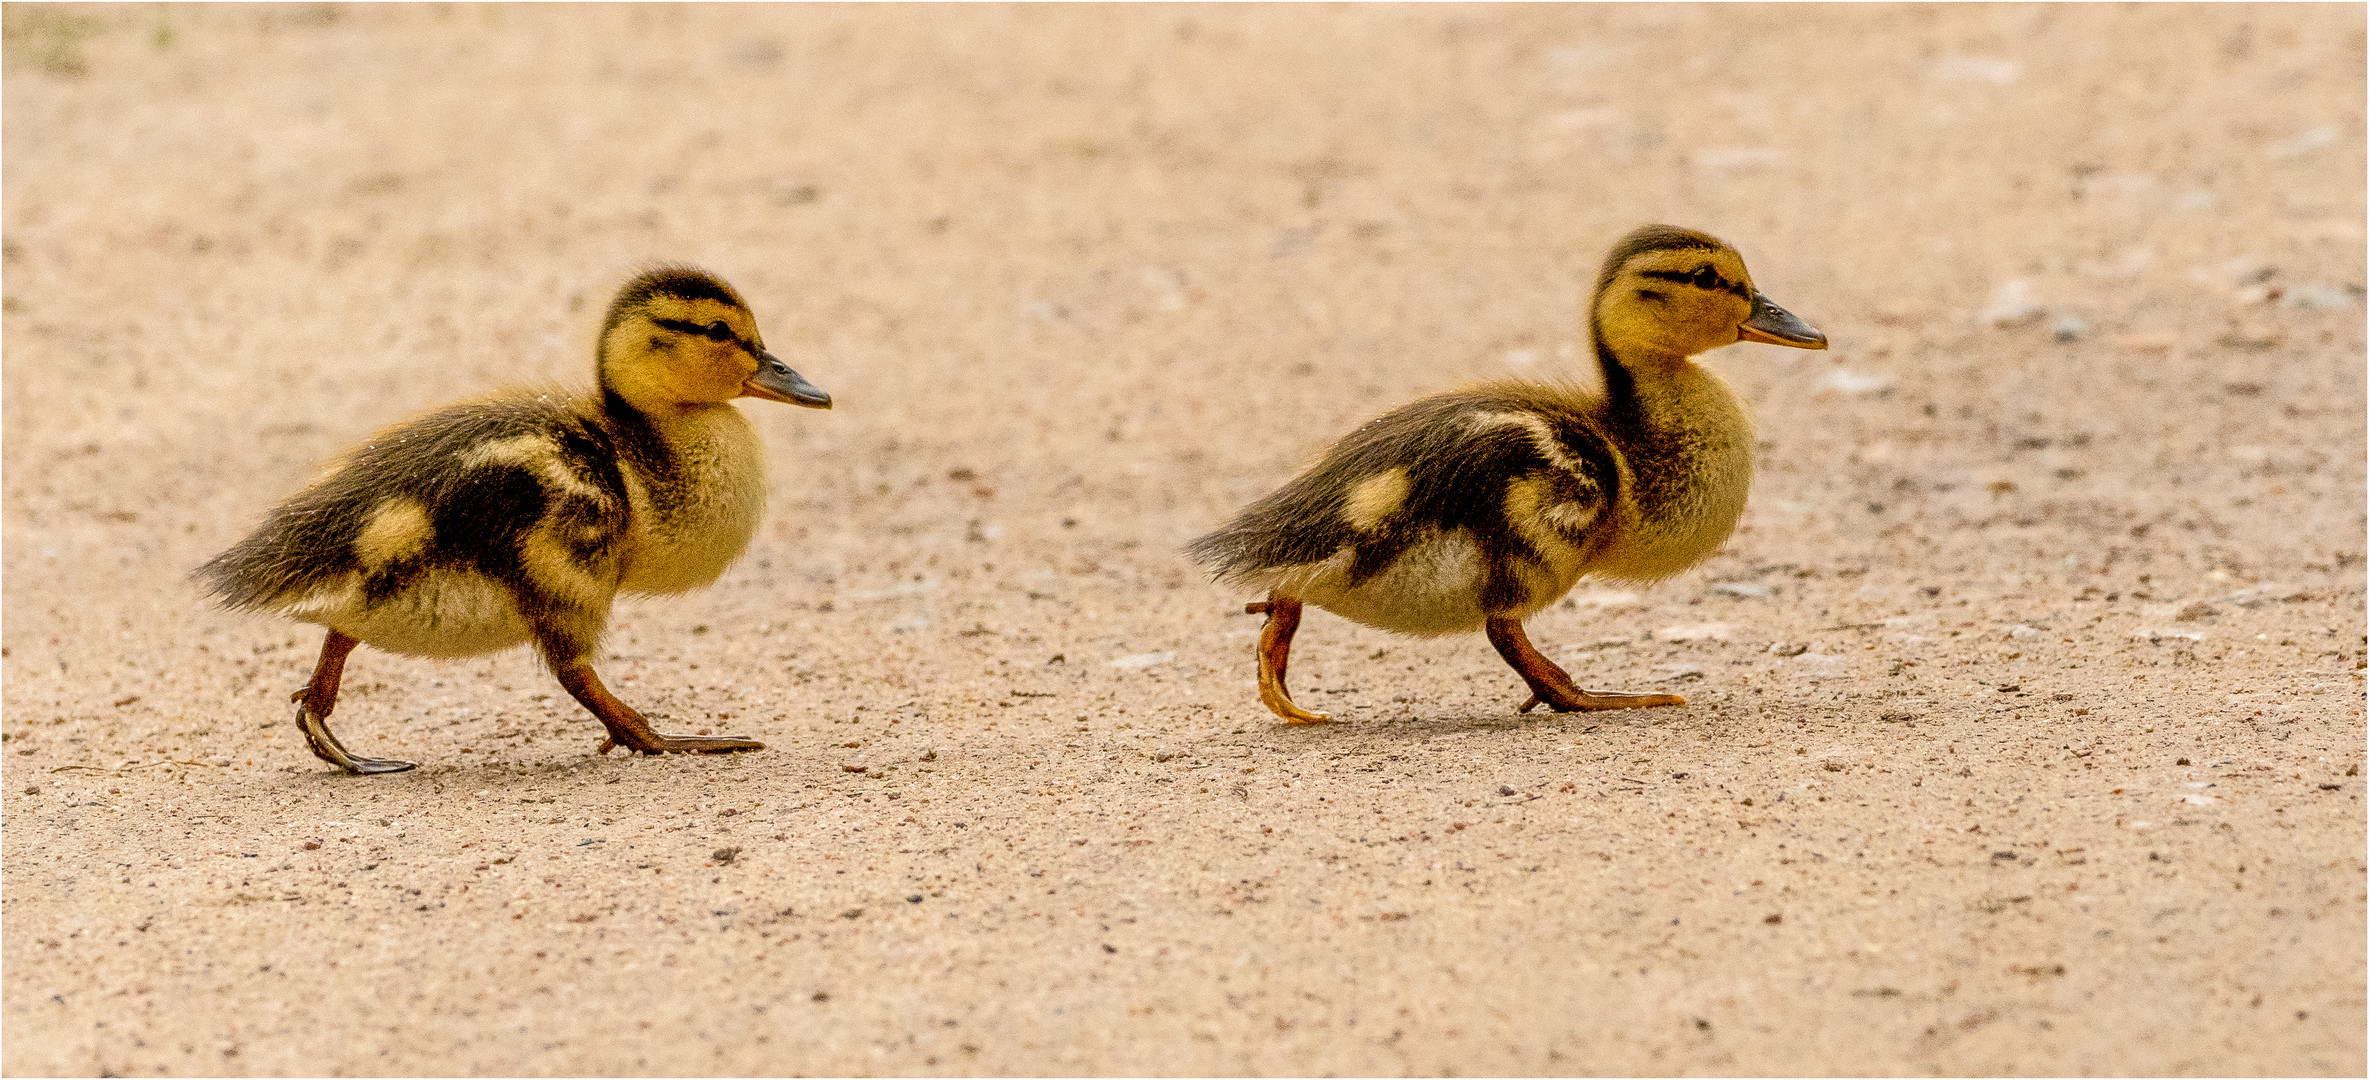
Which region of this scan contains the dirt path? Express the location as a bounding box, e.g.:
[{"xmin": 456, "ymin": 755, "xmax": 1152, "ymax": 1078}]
[{"xmin": 4, "ymin": 5, "xmax": 2362, "ymax": 1075}]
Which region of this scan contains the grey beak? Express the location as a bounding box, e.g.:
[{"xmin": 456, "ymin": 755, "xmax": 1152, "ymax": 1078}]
[
  {"xmin": 1738, "ymin": 291, "xmax": 1828, "ymax": 349},
  {"xmin": 745, "ymin": 351, "xmax": 833, "ymax": 409}
]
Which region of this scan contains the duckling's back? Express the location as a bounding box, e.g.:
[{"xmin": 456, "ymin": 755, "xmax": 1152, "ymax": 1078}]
[{"xmin": 198, "ymin": 392, "xmax": 631, "ymax": 658}]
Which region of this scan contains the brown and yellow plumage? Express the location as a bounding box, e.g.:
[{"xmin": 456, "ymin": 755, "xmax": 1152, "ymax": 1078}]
[
  {"xmin": 1188, "ymin": 225, "xmax": 1826, "ymax": 723},
  {"xmin": 198, "ymin": 266, "xmax": 831, "ymax": 773}
]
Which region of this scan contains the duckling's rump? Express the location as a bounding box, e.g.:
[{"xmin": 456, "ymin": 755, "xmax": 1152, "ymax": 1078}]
[
  {"xmin": 1186, "ymin": 381, "xmax": 1622, "ymax": 635},
  {"xmin": 196, "ymin": 393, "xmax": 630, "ymax": 659}
]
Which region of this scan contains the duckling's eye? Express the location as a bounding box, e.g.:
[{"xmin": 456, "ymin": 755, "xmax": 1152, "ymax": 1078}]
[
  {"xmin": 1690, "ymin": 266, "xmax": 1721, "ymax": 290},
  {"xmin": 703, "ymin": 322, "xmax": 733, "ymax": 341}
]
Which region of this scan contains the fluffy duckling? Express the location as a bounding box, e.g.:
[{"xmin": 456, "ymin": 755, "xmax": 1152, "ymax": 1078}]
[
  {"xmin": 197, "ymin": 267, "xmax": 831, "ymax": 773},
  {"xmin": 1188, "ymin": 225, "xmax": 1825, "ymax": 723}
]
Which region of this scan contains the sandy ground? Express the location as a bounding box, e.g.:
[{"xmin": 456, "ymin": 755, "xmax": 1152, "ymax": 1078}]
[{"xmin": 3, "ymin": 4, "xmax": 2364, "ymax": 1076}]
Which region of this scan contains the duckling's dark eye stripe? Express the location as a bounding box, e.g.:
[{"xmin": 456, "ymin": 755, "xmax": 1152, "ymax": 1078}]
[
  {"xmin": 1639, "ymin": 269, "xmax": 1747, "ymax": 296},
  {"xmin": 653, "ymin": 318, "xmax": 740, "ymax": 344}
]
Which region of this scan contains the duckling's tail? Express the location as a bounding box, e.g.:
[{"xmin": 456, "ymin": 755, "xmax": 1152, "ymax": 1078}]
[
  {"xmin": 193, "ymin": 496, "xmax": 365, "ymax": 615},
  {"xmin": 1184, "ymin": 507, "xmax": 1345, "ymax": 591}
]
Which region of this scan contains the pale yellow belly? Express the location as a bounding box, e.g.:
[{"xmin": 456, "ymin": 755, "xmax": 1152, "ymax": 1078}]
[
  {"xmin": 287, "ymin": 571, "xmax": 536, "ymax": 658},
  {"xmin": 1271, "ymin": 528, "xmax": 1589, "ymax": 636}
]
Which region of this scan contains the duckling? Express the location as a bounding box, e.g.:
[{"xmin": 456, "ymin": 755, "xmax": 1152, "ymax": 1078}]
[
  {"xmin": 196, "ymin": 267, "xmax": 831, "ymax": 773},
  {"xmin": 1187, "ymin": 225, "xmax": 1825, "ymax": 723}
]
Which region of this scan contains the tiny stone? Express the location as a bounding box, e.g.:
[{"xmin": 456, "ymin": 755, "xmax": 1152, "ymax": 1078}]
[
  {"xmin": 1978, "ymin": 279, "xmax": 2044, "ymax": 327},
  {"xmin": 2051, "ymin": 314, "xmax": 2088, "ymax": 342},
  {"xmin": 712, "ymin": 847, "xmax": 741, "ymax": 864},
  {"xmin": 1497, "ymin": 785, "xmax": 1517, "ymax": 796}
]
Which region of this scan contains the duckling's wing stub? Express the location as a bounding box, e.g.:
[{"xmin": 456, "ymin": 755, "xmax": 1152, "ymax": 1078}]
[
  {"xmin": 197, "ymin": 397, "xmax": 634, "ymax": 664},
  {"xmin": 1188, "ymin": 386, "xmax": 1616, "ymax": 612}
]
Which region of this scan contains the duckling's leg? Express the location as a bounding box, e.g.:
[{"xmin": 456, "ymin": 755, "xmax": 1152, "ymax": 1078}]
[
  {"xmin": 289, "ymin": 630, "xmax": 417, "ymax": 775},
  {"xmin": 553, "ymin": 665, "xmax": 766, "ymax": 756},
  {"xmin": 1484, "ymin": 617, "xmax": 1686, "ymax": 714},
  {"xmin": 1247, "ymin": 593, "xmax": 1331, "ymax": 724}
]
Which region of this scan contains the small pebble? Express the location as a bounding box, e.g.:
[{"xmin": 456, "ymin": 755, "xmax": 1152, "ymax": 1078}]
[
  {"xmin": 712, "ymin": 846, "xmax": 741, "ymax": 864},
  {"xmin": 2051, "ymin": 314, "xmax": 2088, "ymax": 342},
  {"xmin": 1977, "ymin": 279, "xmax": 2043, "ymax": 327}
]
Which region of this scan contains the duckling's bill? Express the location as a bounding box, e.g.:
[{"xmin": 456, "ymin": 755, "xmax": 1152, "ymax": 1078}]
[
  {"xmin": 1738, "ymin": 291, "xmax": 1827, "ymax": 349},
  {"xmin": 744, "ymin": 351, "xmax": 833, "ymax": 408}
]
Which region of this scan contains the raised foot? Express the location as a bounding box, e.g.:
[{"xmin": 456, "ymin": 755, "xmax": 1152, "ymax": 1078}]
[
  {"xmin": 1517, "ymin": 689, "xmax": 1687, "ymax": 714},
  {"xmin": 1261, "ymin": 686, "xmax": 1333, "ymax": 725},
  {"xmin": 1250, "ymin": 593, "xmax": 1331, "ymax": 724},
  {"xmin": 291, "ymin": 700, "xmax": 417, "ymax": 775},
  {"xmin": 597, "ymin": 733, "xmax": 767, "ymax": 756}
]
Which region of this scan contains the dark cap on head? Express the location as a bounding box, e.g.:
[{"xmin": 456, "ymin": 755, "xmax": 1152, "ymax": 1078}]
[
  {"xmin": 1597, "ymin": 224, "xmax": 1725, "ymax": 290},
  {"xmin": 601, "ymin": 266, "xmax": 745, "ymax": 337}
]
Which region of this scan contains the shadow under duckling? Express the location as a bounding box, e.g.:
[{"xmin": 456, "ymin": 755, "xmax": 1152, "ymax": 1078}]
[
  {"xmin": 1188, "ymin": 225, "xmax": 1825, "ymax": 724},
  {"xmin": 197, "ymin": 267, "xmax": 830, "ymax": 773}
]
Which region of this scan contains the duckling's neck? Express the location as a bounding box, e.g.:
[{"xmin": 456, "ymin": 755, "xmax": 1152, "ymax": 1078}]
[{"xmin": 1592, "ymin": 341, "xmax": 1738, "ymax": 438}]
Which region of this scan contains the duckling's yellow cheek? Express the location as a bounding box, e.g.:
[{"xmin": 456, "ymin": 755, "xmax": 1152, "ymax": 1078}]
[
  {"xmin": 1344, "ymin": 468, "xmax": 1411, "ymax": 532},
  {"xmin": 354, "ymin": 498, "xmax": 433, "ymax": 569}
]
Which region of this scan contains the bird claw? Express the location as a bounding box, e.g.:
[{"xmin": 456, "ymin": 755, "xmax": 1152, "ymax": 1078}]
[{"xmin": 1518, "ymin": 695, "xmax": 1542, "ymax": 713}]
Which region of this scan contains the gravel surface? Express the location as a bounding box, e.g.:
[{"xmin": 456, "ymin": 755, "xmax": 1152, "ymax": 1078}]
[{"xmin": 4, "ymin": 5, "xmax": 2363, "ymax": 1075}]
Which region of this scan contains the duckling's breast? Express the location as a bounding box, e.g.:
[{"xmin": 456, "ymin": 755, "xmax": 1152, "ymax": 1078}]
[
  {"xmin": 1583, "ymin": 367, "xmax": 1755, "ymax": 581},
  {"xmin": 615, "ymin": 404, "xmax": 767, "ymax": 595}
]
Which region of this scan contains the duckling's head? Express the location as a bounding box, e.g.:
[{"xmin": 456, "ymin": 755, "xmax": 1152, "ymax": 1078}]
[
  {"xmin": 1590, "ymin": 225, "xmax": 1826, "ymax": 366},
  {"xmin": 596, "ymin": 267, "xmax": 832, "ymax": 415}
]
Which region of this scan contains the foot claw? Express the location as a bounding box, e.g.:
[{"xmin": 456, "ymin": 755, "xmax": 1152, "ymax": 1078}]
[
  {"xmin": 1518, "ymin": 695, "xmax": 1541, "ymax": 714},
  {"xmin": 341, "ymin": 756, "xmax": 418, "ymax": 775}
]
